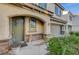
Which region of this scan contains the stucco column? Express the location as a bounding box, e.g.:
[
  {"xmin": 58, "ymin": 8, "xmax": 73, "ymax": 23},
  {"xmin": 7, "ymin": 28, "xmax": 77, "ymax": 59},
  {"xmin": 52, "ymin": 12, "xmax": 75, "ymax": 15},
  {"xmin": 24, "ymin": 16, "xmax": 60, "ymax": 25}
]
[
  {"xmin": 44, "ymin": 22, "xmax": 51, "ymax": 39},
  {"xmin": 0, "ymin": 16, "xmax": 10, "ymax": 40},
  {"xmin": 0, "ymin": 16, "xmax": 10, "ymax": 54},
  {"xmin": 25, "ymin": 17, "xmax": 32, "ymax": 42}
]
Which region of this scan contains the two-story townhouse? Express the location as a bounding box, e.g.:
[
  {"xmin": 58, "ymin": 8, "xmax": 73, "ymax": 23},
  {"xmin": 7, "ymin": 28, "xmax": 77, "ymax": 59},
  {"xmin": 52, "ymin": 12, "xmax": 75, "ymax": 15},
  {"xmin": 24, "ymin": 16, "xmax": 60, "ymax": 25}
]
[
  {"xmin": 63, "ymin": 11, "xmax": 73, "ymax": 35},
  {"xmin": 35, "ymin": 3, "xmax": 67, "ymax": 36},
  {"xmin": 46, "ymin": 3, "xmax": 66, "ymax": 36},
  {"xmin": 0, "ymin": 3, "xmax": 53, "ymax": 54},
  {"xmin": 0, "ymin": 3, "xmax": 67, "ymax": 54}
]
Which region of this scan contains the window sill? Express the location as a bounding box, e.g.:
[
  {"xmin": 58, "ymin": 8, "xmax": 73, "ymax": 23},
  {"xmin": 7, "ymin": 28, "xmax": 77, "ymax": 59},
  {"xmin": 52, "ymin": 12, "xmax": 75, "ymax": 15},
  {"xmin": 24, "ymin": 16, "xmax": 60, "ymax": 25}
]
[{"xmin": 28, "ymin": 31, "xmax": 37, "ymax": 33}]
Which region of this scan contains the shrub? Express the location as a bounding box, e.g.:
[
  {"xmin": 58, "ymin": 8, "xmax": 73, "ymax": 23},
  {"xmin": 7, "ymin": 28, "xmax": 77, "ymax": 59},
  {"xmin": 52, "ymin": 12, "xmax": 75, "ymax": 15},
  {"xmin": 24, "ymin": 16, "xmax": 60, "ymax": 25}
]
[
  {"xmin": 69, "ymin": 31, "xmax": 79, "ymax": 36},
  {"xmin": 47, "ymin": 35, "xmax": 79, "ymax": 55},
  {"xmin": 75, "ymin": 32, "xmax": 79, "ymax": 36},
  {"xmin": 69, "ymin": 31, "xmax": 74, "ymax": 35}
]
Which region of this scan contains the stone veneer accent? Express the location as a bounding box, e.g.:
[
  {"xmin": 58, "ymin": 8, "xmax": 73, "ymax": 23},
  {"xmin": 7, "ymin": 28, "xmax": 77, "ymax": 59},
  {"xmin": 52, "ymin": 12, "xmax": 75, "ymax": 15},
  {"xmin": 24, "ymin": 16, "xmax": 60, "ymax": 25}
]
[
  {"xmin": 0, "ymin": 39, "xmax": 10, "ymax": 54},
  {"xmin": 25, "ymin": 34, "xmax": 51, "ymax": 43},
  {"xmin": 25, "ymin": 34, "xmax": 44, "ymax": 42}
]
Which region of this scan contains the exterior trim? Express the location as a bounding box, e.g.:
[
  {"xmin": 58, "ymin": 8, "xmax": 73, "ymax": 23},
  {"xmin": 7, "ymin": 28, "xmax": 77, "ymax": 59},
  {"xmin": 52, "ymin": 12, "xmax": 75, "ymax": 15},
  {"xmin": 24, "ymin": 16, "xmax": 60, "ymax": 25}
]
[
  {"xmin": 55, "ymin": 3, "xmax": 65, "ymax": 10},
  {"xmin": 8, "ymin": 3, "xmax": 53, "ymax": 17},
  {"xmin": 50, "ymin": 17, "xmax": 67, "ymax": 24}
]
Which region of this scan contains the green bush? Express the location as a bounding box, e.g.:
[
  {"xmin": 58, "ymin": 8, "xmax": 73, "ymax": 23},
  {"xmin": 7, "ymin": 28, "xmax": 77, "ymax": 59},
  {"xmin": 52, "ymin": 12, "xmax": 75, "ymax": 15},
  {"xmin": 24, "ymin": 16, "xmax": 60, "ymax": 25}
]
[
  {"xmin": 47, "ymin": 35, "xmax": 79, "ymax": 55},
  {"xmin": 75, "ymin": 32, "xmax": 79, "ymax": 36},
  {"xmin": 69, "ymin": 32, "xmax": 79, "ymax": 36},
  {"xmin": 69, "ymin": 31, "xmax": 74, "ymax": 35}
]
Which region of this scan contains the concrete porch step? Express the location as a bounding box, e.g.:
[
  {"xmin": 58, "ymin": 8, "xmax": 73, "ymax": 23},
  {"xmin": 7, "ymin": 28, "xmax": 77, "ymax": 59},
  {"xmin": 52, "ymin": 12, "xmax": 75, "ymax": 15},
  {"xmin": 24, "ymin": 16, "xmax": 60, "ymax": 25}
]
[
  {"xmin": 27, "ymin": 39, "xmax": 46, "ymax": 46},
  {"xmin": 8, "ymin": 39, "xmax": 48, "ymax": 55}
]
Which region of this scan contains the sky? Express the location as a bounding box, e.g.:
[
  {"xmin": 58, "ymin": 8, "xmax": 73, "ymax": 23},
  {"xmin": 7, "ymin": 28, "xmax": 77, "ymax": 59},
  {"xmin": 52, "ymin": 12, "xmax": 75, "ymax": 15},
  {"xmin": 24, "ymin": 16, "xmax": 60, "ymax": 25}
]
[{"xmin": 61, "ymin": 3, "xmax": 79, "ymax": 14}]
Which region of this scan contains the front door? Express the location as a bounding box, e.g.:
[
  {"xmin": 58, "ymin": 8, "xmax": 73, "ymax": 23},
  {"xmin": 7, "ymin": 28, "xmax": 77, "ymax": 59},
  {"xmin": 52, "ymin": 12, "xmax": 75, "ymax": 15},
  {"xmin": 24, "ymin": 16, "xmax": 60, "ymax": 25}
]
[{"xmin": 12, "ymin": 17, "xmax": 24, "ymax": 44}]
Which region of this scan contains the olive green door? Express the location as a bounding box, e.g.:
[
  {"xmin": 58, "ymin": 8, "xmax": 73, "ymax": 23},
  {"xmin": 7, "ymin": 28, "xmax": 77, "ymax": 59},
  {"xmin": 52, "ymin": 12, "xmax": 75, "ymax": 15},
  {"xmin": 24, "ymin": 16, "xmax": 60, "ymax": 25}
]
[{"xmin": 12, "ymin": 17, "xmax": 24, "ymax": 44}]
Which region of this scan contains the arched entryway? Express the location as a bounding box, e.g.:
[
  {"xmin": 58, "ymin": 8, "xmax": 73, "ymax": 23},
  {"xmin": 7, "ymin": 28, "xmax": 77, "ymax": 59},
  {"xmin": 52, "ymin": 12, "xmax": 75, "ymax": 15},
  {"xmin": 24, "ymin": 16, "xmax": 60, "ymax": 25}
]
[
  {"xmin": 9, "ymin": 16, "xmax": 44, "ymax": 45},
  {"xmin": 25, "ymin": 17, "xmax": 44, "ymax": 42}
]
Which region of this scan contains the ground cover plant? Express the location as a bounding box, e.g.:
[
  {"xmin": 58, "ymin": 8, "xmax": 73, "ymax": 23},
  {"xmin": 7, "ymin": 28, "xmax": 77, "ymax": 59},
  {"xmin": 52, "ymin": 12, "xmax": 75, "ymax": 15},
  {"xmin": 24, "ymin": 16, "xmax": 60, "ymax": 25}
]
[{"xmin": 47, "ymin": 32, "xmax": 79, "ymax": 55}]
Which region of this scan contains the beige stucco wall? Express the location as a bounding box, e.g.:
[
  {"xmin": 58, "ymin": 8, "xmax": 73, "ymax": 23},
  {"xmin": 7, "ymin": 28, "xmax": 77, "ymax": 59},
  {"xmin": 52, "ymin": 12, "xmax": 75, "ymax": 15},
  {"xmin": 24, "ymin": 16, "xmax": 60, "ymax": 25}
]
[
  {"xmin": 25, "ymin": 17, "xmax": 44, "ymax": 35},
  {"xmin": 0, "ymin": 4, "xmax": 50, "ymax": 40}
]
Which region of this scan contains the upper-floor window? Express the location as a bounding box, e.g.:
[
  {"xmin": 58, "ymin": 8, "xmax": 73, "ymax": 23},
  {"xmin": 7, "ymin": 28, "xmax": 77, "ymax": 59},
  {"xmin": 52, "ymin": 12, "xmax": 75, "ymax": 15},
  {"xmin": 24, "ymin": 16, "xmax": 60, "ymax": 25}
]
[
  {"xmin": 55, "ymin": 5, "xmax": 61, "ymax": 16},
  {"xmin": 39, "ymin": 3, "xmax": 47, "ymax": 9},
  {"xmin": 30, "ymin": 17, "xmax": 36, "ymax": 32}
]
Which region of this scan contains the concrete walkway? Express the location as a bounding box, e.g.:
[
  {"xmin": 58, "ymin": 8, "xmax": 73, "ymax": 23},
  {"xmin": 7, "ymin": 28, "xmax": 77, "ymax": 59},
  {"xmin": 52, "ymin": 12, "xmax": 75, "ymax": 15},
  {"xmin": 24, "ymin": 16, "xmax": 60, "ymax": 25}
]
[{"xmin": 9, "ymin": 40, "xmax": 48, "ymax": 55}]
